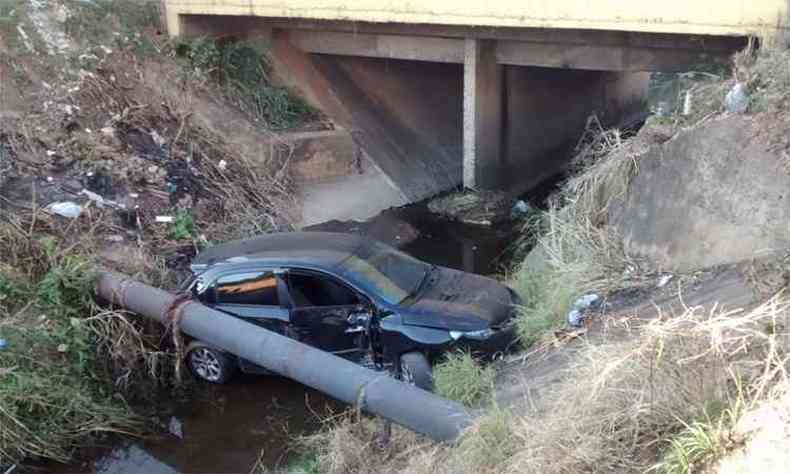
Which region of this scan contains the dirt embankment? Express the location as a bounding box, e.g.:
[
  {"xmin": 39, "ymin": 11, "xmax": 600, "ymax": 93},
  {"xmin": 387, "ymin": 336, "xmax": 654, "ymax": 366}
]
[{"xmin": 1, "ymin": 1, "xmax": 320, "ymax": 469}]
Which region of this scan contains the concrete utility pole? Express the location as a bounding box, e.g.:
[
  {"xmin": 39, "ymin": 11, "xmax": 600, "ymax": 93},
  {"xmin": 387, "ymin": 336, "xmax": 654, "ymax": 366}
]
[{"xmin": 95, "ymin": 273, "xmax": 472, "ymax": 442}]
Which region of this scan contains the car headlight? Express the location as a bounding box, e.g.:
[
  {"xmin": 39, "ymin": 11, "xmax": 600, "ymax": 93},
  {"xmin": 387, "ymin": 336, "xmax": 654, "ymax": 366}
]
[{"xmin": 449, "ymin": 329, "xmax": 493, "ymax": 341}]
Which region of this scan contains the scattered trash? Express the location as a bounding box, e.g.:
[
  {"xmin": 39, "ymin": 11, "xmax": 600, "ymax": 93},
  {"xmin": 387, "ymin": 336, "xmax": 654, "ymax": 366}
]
[
  {"xmin": 100, "ymin": 126, "xmax": 116, "ymax": 137},
  {"xmin": 46, "ymin": 150, "xmax": 56, "ymax": 157},
  {"xmin": 567, "ymin": 309, "xmax": 585, "ymax": 327},
  {"xmin": 0, "ymin": 339, "xmax": 7, "ymax": 350},
  {"xmin": 57, "ymin": 343, "xmax": 68, "ymax": 353},
  {"xmin": 46, "ymin": 176, "xmax": 54, "ymax": 183},
  {"xmin": 129, "ymin": 193, "xmax": 139, "ymax": 199},
  {"xmin": 725, "ymin": 83, "xmax": 750, "ymax": 113},
  {"xmin": 47, "ymin": 201, "xmax": 83, "ymax": 218},
  {"xmin": 682, "ymin": 90, "xmax": 693, "ymax": 116},
  {"xmin": 106, "ymin": 235, "xmax": 124, "ymax": 243},
  {"xmin": 568, "ymin": 294, "xmax": 601, "ymax": 327},
  {"xmin": 511, "ymin": 200, "xmax": 532, "ymax": 219},
  {"xmin": 655, "ymin": 101, "xmax": 670, "ymax": 117},
  {"xmin": 218, "ymin": 159, "xmax": 228, "ymax": 171},
  {"xmin": 156, "ymin": 216, "xmax": 174, "ymax": 223},
  {"xmin": 657, "ymin": 274, "xmax": 674, "ymax": 288},
  {"xmin": 168, "ymin": 416, "xmax": 183, "ymax": 439}
]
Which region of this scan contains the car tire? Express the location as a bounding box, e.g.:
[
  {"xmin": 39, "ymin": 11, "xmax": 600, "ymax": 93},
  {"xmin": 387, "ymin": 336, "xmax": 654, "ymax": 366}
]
[
  {"xmin": 186, "ymin": 341, "xmax": 236, "ymax": 384},
  {"xmin": 400, "ymin": 351, "xmax": 433, "ymax": 391}
]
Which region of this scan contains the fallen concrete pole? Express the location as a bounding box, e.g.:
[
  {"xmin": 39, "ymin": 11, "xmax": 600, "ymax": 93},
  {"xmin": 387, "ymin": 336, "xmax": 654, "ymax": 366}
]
[{"xmin": 96, "ymin": 272, "xmax": 472, "ymax": 441}]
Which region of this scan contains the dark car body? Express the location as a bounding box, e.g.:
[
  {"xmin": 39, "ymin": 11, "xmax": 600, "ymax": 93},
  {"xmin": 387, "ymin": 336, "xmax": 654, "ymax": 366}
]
[{"xmin": 184, "ymin": 232, "xmax": 519, "ymax": 373}]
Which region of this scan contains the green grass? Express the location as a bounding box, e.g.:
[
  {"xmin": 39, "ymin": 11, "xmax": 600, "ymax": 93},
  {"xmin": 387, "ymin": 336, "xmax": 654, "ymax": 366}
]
[
  {"xmin": 650, "ymin": 401, "xmax": 743, "ymax": 474},
  {"xmin": 176, "ymin": 37, "xmax": 314, "ymax": 129},
  {"xmin": 433, "ymin": 351, "xmax": 495, "ymax": 406},
  {"xmin": 0, "ymin": 239, "xmax": 142, "ymax": 465},
  {"xmin": 456, "ymin": 407, "xmax": 518, "ymax": 471},
  {"xmin": 170, "ymin": 211, "xmax": 196, "ymax": 241},
  {"xmin": 64, "ymin": 0, "xmax": 161, "ymax": 55},
  {"xmin": 510, "ymin": 265, "xmax": 579, "ymax": 347},
  {"xmin": 0, "ymin": 0, "xmax": 27, "ymax": 51},
  {"xmin": 285, "ymin": 453, "xmax": 321, "ymax": 474}
]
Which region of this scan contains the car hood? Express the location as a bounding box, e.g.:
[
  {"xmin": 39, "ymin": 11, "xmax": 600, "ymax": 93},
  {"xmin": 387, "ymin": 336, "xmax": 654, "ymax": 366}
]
[{"xmin": 400, "ymin": 267, "xmax": 514, "ymax": 331}]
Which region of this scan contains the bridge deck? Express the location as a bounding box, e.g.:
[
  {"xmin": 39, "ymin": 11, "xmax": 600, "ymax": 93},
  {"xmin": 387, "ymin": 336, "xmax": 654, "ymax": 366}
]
[{"xmin": 165, "ymin": 0, "xmax": 788, "ymax": 38}]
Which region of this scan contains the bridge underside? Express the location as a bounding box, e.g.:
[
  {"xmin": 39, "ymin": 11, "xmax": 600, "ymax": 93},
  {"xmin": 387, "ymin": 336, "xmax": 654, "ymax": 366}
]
[{"xmin": 177, "ymin": 15, "xmax": 747, "ymax": 220}]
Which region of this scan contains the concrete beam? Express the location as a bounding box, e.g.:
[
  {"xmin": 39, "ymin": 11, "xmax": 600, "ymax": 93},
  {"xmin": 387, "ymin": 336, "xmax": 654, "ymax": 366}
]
[
  {"xmin": 286, "ymin": 30, "xmax": 464, "ymax": 63},
  {"xmin": 463, "ymin": 39, "xmax": 503, "ymax": 189},
  {"xmin": 275, "ymin": 28, "xmax": 735, "ymax": 71}
]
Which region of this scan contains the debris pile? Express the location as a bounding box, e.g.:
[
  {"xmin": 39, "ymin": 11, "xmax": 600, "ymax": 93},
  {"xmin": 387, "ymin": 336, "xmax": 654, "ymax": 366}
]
[{"xmin": 428, "ymin": 190, "xmax": 511, "ymax": 226}]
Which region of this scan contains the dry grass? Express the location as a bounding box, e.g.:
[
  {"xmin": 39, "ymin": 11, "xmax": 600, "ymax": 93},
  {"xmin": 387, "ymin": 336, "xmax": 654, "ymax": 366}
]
[
  {"xmin": 342, "ymin": 294, "xmax": 790, "ymax": 474},
  {"xmin": 299, "ymin": 413, "xmax": 428, "ymax": 474}
]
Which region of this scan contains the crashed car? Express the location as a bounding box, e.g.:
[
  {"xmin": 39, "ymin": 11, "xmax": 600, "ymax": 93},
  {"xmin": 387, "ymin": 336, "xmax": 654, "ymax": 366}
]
[{"xmin": 181, "ymin": 232, "xmax": 520, "ymax": 390}]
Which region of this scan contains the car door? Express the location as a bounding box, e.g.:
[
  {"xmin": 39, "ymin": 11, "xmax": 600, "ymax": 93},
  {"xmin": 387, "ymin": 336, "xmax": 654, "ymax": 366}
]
[
  {"xmin": 210, "ymin": 270, "xmax": 290, "ymax": 333},
  {"xmin": 285, "ymin": 270, "xmax": 363, "ymax": 354}
]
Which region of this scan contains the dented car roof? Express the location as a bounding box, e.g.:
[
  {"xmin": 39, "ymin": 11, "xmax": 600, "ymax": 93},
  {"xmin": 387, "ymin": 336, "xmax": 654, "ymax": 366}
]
[{"xmin": 192, "ymin": 232, "xmax": 367, "ymax": 270}]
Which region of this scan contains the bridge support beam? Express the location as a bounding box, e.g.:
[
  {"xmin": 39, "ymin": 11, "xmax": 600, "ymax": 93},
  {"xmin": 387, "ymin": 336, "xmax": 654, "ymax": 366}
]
[{"xmin": 463, "ymin": 39, "xmax": 503, "ymax": 189}]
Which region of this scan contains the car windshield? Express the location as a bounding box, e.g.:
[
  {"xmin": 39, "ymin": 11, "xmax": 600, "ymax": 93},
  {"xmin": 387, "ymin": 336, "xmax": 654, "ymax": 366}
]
[{"xmin": 339, "ymin": 241, "xmax": 431, "ymax": 305}]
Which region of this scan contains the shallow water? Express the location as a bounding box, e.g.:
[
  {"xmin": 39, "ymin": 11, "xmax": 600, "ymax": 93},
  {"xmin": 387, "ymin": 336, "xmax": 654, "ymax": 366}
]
[{"xmin": 51, "ymin": 203, "xmax": 517, "ymax": 474}]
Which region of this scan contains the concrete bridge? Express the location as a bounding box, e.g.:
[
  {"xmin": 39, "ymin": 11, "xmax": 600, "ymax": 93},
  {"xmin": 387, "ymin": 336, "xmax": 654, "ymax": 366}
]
[{"xmin": 163, "ymin": 1, "xmax": 787, "ymax": 223}]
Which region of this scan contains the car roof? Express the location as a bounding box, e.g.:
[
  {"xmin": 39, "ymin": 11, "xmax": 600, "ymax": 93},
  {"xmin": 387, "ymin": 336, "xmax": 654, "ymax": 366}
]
[{"xmin": 192, "ymin": 232, "xmax": 368, "ymax": 271}]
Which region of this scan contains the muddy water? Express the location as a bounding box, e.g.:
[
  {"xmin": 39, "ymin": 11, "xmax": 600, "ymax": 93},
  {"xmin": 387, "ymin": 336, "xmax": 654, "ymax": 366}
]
[{"xmin": 54, "ymin": 204, "xmax": 516, "ymax": 474}]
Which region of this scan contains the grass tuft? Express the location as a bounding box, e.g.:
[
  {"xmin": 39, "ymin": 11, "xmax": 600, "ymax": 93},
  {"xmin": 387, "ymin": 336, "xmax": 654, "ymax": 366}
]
[
  {"xmin": 455, "ymin": 407, "xmax": 517, "ymax": 472},
  {"xmin": 510, "ymin": 265, "xmax": 579, "ymax": 346},
  {"xmin": 433, "ymin": 351, "xmax": 494, "ymax": 406}
]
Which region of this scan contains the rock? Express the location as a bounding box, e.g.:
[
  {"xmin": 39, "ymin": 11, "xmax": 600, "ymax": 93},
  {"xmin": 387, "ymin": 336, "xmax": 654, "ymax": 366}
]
[
  {"xmin": 47, "ymin": 201, "xmax": 82, "ymax": 218},
  {"xmin": 725, "ymin": 83, "xmax": 750, "ymax": 113}
]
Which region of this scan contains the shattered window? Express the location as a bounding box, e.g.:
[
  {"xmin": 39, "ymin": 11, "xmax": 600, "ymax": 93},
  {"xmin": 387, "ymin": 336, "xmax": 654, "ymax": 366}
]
[
  {"xmin": 216, "ymin": 271, "xmax": 279, "ymax": 306},
  {"xmin": 288, "ymin": 273, "xmax": 360, "ymax": 307}
]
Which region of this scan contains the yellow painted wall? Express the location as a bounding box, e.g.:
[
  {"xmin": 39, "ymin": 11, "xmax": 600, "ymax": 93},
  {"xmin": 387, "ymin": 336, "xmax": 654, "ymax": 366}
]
[{"xmin": 165, "ymin": 0, "xmax": 787, "ymax": 37}]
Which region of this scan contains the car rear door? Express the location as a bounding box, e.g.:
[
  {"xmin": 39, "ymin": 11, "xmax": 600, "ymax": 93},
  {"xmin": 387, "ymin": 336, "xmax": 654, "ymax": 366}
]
[
  {"xmin": 284, "ymin": 270, "xmax": 363, "ymax": 354},
  {"xmin": 210, "ymin": 270, "xmax": 290, "ymax": 333}
]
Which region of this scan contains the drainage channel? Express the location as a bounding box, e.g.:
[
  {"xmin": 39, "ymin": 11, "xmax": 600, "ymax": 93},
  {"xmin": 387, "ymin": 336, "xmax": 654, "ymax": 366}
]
[{"xmin": 50, "ymin": 202, "xmax": 518, "ymax": 474}]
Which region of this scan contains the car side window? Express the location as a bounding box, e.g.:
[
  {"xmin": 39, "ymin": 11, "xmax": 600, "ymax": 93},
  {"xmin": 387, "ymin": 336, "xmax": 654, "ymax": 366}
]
[
  {"xmin": 215, "ymin": 271, "xmax": 280, "ymax": 306},
  {"xmin": 288, "ymin": 272, "xmax": 360, "ymax": 308}
]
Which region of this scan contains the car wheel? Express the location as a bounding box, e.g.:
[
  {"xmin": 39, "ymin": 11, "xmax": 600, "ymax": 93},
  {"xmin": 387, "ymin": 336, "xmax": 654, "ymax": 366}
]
[
  {"xmin": 399, "ymin": 352, "xmax": 433, "ymax": 391},
  {"xmin": 186, "ymin": 341, "xmax": 236, "ymax": 384}
]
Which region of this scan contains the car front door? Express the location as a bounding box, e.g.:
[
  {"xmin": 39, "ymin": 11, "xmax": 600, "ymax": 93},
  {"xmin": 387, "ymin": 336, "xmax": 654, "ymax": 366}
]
[
  {"xmin": 209, "ymin": 270, "xmax": 290, "ymax": 334},
  {"xmin": 284, "ymin": 270, "xmax": 364, "ymax": 354}
]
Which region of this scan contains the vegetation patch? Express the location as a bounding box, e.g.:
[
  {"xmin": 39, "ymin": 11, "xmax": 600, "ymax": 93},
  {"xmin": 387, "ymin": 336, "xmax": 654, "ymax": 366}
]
[
  {"xmin": 433, "ymin": 351, "xmax": 494, "ymax": 406},
  {"xmin": 510, "ymin": 264, "xmax": 579, "ymax": 346},
  {"xmin": 177, "ymin": 37, "xmax": 314, "ymax": 129},
  {"xmin": 0, "ymin": 211, "xmax": 175, "ymax": 466},
  {"xmin": 454, "ymin": 407, "xmax": 517, "ymax": 472}
]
